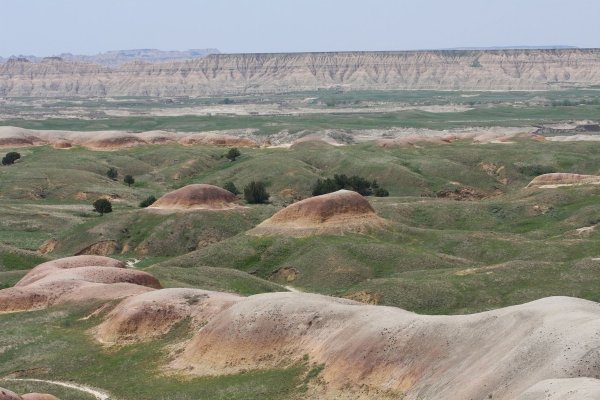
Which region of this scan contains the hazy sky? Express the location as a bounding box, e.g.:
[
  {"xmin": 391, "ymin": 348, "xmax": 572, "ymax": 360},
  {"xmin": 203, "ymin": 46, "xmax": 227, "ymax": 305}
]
[{"xmin": 2, "ymin": 0, "xmax": 599, "ymax": 56}]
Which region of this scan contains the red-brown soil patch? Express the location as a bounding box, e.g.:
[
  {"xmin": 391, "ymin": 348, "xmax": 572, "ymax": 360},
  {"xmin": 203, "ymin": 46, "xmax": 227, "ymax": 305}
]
[{"xmin": 249, "ymin": 190, "xmax": 387, "ymax": 236}]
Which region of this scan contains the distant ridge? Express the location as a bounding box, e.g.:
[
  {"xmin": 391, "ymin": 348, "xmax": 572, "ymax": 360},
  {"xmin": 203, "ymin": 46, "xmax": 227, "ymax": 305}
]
[
  {"xmin": 0, "ymin": 48, "xmax": 220, "ymax": 67},
  {"xmin": 443, "ymin": 45, "xmax": 578, "ymax": 50},
  {"xmin": 2, "ymin": 48, "xmax": 600, "ymax": 96}
]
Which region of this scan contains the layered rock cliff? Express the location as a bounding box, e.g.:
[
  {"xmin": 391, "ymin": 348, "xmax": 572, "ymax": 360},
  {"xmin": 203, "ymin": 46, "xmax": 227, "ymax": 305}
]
[{"xmin": 1, "ymin": 49, "xmax": 600, "ymax": 96}]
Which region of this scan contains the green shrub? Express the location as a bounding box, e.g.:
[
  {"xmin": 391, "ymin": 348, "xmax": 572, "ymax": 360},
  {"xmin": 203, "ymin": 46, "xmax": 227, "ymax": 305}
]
[
  {"xmin": 244, "ymin": 181, "xmax": 270, "ymax": 204},
  {"xmin": 226, "ymin": 148, "xmax": 241, "ymax": 161},
  {"xmin": 1, "ymin": 152, "xmax": 21, "ymax": 165},
  {"xmin": 93, "ymin": 198, "xmax": 113, "ymax": 216},
  {"xmin": 139, "ymin": 195, "xmax": 157, "ymax": 208},
  {"xmin": 374, "ymin": 188, "xmax": 390, "ymax": 197},
  {"xmin": 223, "ymin": 181, "xmax": 240, "ymax": 195},
  {"xmin": 106, "ymin": 167, "xmax": 118, "ymax": 180},
  {"xmin": 124, "ymin": 175, "xmax": 135, "ymax": 187}
]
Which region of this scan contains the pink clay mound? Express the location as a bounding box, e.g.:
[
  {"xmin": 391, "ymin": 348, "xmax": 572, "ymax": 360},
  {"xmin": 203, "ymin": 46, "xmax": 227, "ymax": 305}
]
[
  {"xmin": 149, "ymin": 184, "xmax": 240, "ymax": 210},
  {"xmin": 0, "ymin": 256, "xmax": 161, "ymax": 312},
  {"xmin": 0, "ymin": 388, "xmax": 22, "ymax": 400},
  {"xmin": 0, "ymin": 388, "xmax": 59, "ymax": 400},
  {"xmin": 527, "ymin": 173, "xmax": 600, "ymax": 187},
  {"xmin": 249, "ymin": 189, "xmax": 386, "ymax": 236},
  {"xmin": 166, "ymin": 293, "xmax": 600, "ymax": 400}
]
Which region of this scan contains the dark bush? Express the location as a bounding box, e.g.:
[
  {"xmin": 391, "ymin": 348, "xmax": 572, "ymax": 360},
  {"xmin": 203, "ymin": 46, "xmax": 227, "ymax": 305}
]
[
  {"xmin": 244, "ymin": 181, "xmax": 270, "ymax": 204},
  {"xmin": 312, "ymin": 174, "xmax": 388, "ymax": 197},
  {"xmin": 1, "ymin": 152, "xmax": 21, "ymax": 165},
  {"xmin": 139, "ymin": 195, "xmax": 157, "ymax": 208},
  {"xmin": 106, "ymin": 167, "xmax": 118, "ymax": 180},
  {"xmin": 124, "ymin": 175, "xmax": 135, "ymax": 187},
  {"xmin": 374, "ymin": 188, "xmax": 390, "ymax": 197},
  {"xmin": 226, "ymin": 148, "xmax": 241, "ymax": 161},
  {"xmin": 93, "ymin": 198, "xmax": 112, "ymax": 216},
  {"xmin": 223, "ymin": 181, "xmax": 240, "ymax": 195}
]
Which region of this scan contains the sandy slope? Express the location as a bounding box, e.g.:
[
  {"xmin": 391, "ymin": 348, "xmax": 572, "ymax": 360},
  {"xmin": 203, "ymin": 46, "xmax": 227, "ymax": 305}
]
[
  {"xmin": 527, "ymin": 173, "xmax": 600, "ymax": 188},
  {"xmin": 168, "ymin": 293, "xmax": 600, "ymax": 400}
]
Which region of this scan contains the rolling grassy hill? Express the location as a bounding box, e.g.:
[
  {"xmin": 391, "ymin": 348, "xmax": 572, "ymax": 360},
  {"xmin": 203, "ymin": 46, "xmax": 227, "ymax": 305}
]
[{"xmin": 1, "ymin": 139, "xmax": 599, "ymax": 313}]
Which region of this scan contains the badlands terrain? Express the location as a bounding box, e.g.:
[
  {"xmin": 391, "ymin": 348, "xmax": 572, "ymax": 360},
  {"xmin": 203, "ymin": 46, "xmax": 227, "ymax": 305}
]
[
  {"xmin": 1, "ymin": 49, "xmax": 600, "ymax": 399},
  {"xmin": 2, "ymin": 49, "xmax": 600, "ymax": 96}
]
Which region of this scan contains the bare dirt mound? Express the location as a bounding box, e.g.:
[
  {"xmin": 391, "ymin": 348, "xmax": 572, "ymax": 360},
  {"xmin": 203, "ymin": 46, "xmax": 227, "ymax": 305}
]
[
  {"xmin": 16, "ymin": 255, "xmax": 126, "ymax": 287},
  {"xmin": 51, "ymin": 141, "xmax": 72, "ymax": 149},
  {"xmin": 178, "ymin": 132, "xmax": 257, "ymax": 147},
  {"xmin": 149, "ymin": 184, "xmax": 240, "ymax": 211},
  {"xmin": 21, "ymin": 394, "xmax": 59, "ymax": 400},
  {"xmin": 0, "ymin": 127, "xmax": 43, "ymax": 148},
  {"xmin": 170, "ymin": 293, "xmax": 600, "ymax": 400},
  {"xmin": 0, "ymin": 126, "xmax": 257, "ymax": 150},
  {"xmin": 527, "ymin": 173, "xmax": 600, "ymax": 188},
  {"xmin": 79, "ymin": 133, "xmax": 147, "ymax": 150},
  {"xmin": 94, "ymin": 288, "xmax": 241, "ymax": 344},
  {"xmin": 377, "ymin": 134, "xmax": 455, "ymax": 148},
  {"xmin": 0, "ymin": 387, "xmax": 22, "ymax": 400},
  {"xmin": 249, "ymin": 190, "xmax": 387, "ymax": 236},
  {"xmin": 0, "ymin": 256, "xmax": 160, "ymax": 312}
]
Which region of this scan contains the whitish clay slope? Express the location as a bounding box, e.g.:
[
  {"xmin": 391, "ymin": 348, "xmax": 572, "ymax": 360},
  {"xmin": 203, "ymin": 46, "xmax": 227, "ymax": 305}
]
[
  {"xmin": 148, "ymin": 184, "xmax": 241, "ymax": 211},
  {"xmin": 249, "ymin": 190, "xmax": 387, "ymax": 236},
  {"xmin": 166, "ymin": 293, "xmax": 600, "ymax": 400},
  {"xmin": 0, "ymin": 256, "xmax": 160, "ymax": 312},
  {"xmin": 516, "ymin": 378, "xmax": 600, "ymax": 400},
  {"xmin": 527, "ymin": 173, "xmax": 600, "ymax": 188},
  {"xmin": 2, "ymin": 49, "xmax": 600, "ymax": 96}
]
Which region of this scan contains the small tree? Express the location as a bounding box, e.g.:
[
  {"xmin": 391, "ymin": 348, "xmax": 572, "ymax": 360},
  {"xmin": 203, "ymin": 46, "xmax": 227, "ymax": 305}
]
[
  {"xmin": 244, "ymin": 181, "xmax": 270, "ymax": 204},
  {"xmin": 139, "ymin": 195, "xmax": 157, "ymax": 208},
  {"xmin": 225, "ymin": 148, "xmax": 241, "ymax": 162},
  {"xmin": 1, "ymin": 152, "xmax": 21, "ymax": 165},
  {"xmin": 124, "ymin": 175, "xmax": 135, "ymax": 187},
  {"xmin": 93, "ymin": 198, "xmax": 112, "ymax": 216},
  {"xmin": 223, "ymin": 181, "xmax": 240, "ymax": 195},
  {"xmin": 106, "ymin": 167, "xmax": 118, "ymax": 180}
]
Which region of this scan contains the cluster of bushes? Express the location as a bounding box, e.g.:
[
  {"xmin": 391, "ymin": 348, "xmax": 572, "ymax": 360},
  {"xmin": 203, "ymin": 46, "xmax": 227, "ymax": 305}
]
[
  {"xmin": 95, "ymin": 167, "xmax": 145, "ymax": 214},
  {"xmin": 312, "ymin": 174, "xmax": 389, "ymax": 197},
  {"xmin": 106, "ymin": 167, "xmax": 136, "ymax": 186},
  {"xmin": 551, "ymin": 98, "xmax": 600, "ymax": 107}
]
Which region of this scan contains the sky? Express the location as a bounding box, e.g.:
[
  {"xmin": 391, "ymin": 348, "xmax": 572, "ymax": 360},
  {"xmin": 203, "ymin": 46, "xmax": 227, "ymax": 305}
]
[{"xmin": 1, "ymin": 0, "xmax": 600, "ymax": 56}]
